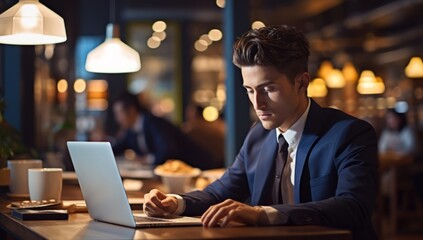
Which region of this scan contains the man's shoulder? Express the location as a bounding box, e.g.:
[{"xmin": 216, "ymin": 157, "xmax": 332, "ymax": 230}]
[
  {"xmin": 315, "ymin": 107, "xmax": 376, "ymax": 142},
  {"xmin": 315, "ymin": 105, "xmax": 370, "ymax": 126}
]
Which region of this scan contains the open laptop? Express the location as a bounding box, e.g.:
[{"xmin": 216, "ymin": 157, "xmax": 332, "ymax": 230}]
[{"xmin": 67, "ymin": 141, "xmax": 202, "ymax": 228}]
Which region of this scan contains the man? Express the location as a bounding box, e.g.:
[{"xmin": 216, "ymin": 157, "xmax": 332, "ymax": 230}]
[
  {"xmin": 144, "ymin": 25, "xmax": 378, "ymax": 240},
  {"xmin": 111, "ymin": 91, "xmax": 219, "ymax": 170}
]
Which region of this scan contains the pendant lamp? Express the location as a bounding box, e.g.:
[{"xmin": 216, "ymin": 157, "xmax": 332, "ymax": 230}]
[
  {"xmin": 85, "ymin": 24, "xmax": 141, "ymax": 73},
  {"xmin": 0, "ymin": 0, "xmax": 66, "ymax": 45},
  {"xmin": 356, "ymin": 70, "xmax": 385, "ymax": 95},
  {"xmin": 405, "ymin": 57, "xmax": 423, "ymax": 78},
  {"xmin": 85, "ymin": 0, "xmax": 141, "ymax": 73}
]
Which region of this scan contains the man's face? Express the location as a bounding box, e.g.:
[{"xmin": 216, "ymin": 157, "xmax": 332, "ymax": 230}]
[
  {"xmin": 242, "ymin": 65, "xmax": 308, "ymax": 131},
  {"xmin": 113, "ymin": 102, "xmax": 137, "ymax": 129},
  {"xmin": 386, "ymin": 112, "xmax": 400, "ymax": 130}
]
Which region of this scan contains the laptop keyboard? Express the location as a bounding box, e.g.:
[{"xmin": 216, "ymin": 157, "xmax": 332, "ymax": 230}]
[{"xmin": 134, "ymin": 215, "xmax": 172, "ymax": 223}]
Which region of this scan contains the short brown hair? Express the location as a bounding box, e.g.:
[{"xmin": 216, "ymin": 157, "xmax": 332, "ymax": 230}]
[{"xmin": 233, "ymin": 25, "xmax": 310, "ymax": 82}]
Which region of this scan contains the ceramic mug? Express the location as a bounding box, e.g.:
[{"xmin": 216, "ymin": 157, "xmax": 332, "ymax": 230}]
[{"xmin": 7, "ymin": 160, "xmax": 43, "ymax": 197}]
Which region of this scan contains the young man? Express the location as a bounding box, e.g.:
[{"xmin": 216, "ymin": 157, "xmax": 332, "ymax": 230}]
[{"xmin": 143, "ymin": 25, "xmax": 378, "ymax": 240}]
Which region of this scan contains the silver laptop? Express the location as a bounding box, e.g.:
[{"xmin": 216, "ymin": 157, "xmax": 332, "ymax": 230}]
[{"xmin": 67, "ymin": 141, "xmax": 202, "ymax": 228}]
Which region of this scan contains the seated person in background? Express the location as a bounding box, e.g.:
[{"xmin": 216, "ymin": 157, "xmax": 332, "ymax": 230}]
[
  {"xmin": 111, "ymin": 91, "xmax": 218, "ymax": 170},
  {"xmin": 378, "ymin": 108, "xmax": 416, "ymax": 155},
  {"xmin": 144, "ymin": 25, "xmax": 378, "ymax": 240},
  {"xmin": 182, "ymin": 104, "xmax": 225, "ymax": 168}
]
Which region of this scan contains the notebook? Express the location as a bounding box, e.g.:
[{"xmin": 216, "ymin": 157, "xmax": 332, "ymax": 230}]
[{"xmin": 67, "ymin": 141, "xmax": 202, "ymax": 228}]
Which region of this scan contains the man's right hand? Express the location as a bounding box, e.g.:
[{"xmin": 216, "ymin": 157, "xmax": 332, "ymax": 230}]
[{"xmin": 143, "ymin": 189, "xmax": 178, "ymax": 217}]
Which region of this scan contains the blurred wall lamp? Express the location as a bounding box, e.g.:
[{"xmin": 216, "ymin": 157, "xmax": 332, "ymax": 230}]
[
  {"xmin": 85, "ymin": 0, "xmax": 141, "ymax": 73},
  {"xmin": 405, "ymin": 57, "xmax": 423, "ymax": 78},
  {"xmin": 0, "ymin": 0, "xmax": 66, "ymax": 45}
]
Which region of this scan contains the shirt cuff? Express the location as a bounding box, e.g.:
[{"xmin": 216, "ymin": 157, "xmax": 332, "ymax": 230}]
[
  {"xmin": 260, "ymin": 206, "xmax": 288, "ymax": 225},
  {"xmin": 166, "ymin": 194, "xmax": 185, "ymax": 215}
]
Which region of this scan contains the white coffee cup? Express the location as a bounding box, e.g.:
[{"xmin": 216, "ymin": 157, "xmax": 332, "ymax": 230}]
[
  {"xmin": 7, "ymin": 160, "xmax": 43, "ymax": 196},
  {"xmin": 28, "ymin": 168, "xmax": 63, "ymax": 201}
]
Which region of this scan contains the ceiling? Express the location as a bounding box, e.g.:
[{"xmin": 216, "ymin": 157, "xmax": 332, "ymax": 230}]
[{"xmin": 122, "ymin": 0, "xmax": 423, "ymax": 71}]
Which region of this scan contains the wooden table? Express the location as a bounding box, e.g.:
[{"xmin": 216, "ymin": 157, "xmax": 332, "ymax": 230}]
[{"xmin": 0, "ymin": 179, "xmax": 352, "ymax": 240}]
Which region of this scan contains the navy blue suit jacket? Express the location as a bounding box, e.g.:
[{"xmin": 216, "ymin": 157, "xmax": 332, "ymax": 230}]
[
  {"xmin": 182, "ymin": 100, "xmax": 378, "ymax": 240},
  {"xmin": 112, "ymin": 112, "xmax": 219, "ymax": 170}
]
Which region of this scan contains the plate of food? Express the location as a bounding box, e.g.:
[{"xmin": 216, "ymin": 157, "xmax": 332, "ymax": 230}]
[{"xmin": 154, "ymin": 160, "xmax": 201, "ymax": 193}]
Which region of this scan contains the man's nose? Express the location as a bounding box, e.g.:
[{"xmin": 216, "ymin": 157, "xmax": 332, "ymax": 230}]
[{"xmin": 252, "ymin": 92, "xmax": 266, "ymax": 110}]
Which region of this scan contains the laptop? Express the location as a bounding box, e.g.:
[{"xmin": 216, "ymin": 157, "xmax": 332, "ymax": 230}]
[{"xmin": 67, "ymin": 141, "xmax": 202, "ymax": 228}]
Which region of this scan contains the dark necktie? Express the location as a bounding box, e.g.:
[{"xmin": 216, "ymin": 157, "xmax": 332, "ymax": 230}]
[
  {"xmin": 272, "ymin": 134, "xmax": 289, "ymax": 204},
  {"xmin": 281, "ymin": 138, "xmax": 294, "ymax": 204}
]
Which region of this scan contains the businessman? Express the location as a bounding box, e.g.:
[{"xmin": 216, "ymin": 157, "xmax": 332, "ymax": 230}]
[
  {"xmin": 144, "ymin": 25, "xmax": 378, "ymax": 240},
  {"xmin": 111, "ymin": 91, "xmax": 220, "ymax": 170}
]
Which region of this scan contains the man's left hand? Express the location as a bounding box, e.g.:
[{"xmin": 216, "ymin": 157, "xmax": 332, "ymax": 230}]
[{"xmin": 201, "ymin": 199, "xmax": 265, "ymax": 227}]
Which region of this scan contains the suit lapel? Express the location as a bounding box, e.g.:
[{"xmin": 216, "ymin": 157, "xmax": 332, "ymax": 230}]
[
  {"xmin": 294, "ymin": 100, "xmax": 323, "ymax": 203},
  {"xmin": 251, "ymin": 130, "xmax": 278, "ymax": 205}
]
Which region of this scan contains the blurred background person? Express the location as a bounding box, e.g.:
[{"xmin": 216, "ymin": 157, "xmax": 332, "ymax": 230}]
[
  {"xmin": 378, "ymin": 108, "xmax": 423, "ymax": 228},
  {"xmin": 110, "ymin": 91, "xmax": 217, "ymax": 170},
  {"xmin": 378, "ymin": 108, "xmax": 416, "ymax": 155},
  {"xmin": 182, "ymin": 103, "xmax": 225, "ymax": 168}
]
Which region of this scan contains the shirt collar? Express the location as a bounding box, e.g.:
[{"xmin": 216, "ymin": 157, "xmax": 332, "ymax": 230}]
[{"xmin": 276, "ymin": 98, "xmax": 311, "ymax": 147}]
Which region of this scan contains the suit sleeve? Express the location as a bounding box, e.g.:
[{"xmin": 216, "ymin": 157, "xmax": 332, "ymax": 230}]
[
  {"xmin": 111, "ymin": 130, "xmax": 130, "ymax": 156},
  {"xmin": 181, "ymin": 135, "xmax": 252, "ymax": 216},
  {"xmin": 272, "ymin": 120, "xmax": 378, "ymax": 232}
]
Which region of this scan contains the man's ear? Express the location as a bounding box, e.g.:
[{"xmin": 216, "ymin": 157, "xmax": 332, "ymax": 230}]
[{"xmin": 296, "ymin": 72, "xmax": 310, "ymax": 94}]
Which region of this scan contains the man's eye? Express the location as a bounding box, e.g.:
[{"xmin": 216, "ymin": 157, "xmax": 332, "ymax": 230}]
[
  {"xmin": 263, "ymin": 86, "xmax": 275, "ymax": 92},
  {"xmin": 246, "ymin": 89, "xmax": 254, "ymax": 94}
]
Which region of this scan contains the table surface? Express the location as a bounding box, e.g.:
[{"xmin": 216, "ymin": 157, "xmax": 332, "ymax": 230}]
[{"xmin": 0, "ymin": 178, "xmax": 352, "ymax": 240}]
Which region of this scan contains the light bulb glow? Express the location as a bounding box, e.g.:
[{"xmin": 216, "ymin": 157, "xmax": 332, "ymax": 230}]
[
  {"xmin": 307, "ymin": 78, "xmax": 327, "ymax": 97},
  {"xmin": 317, "ymin": 61, "xmax": 333, "ymax": 79},
  {"xmin": 216, "ymin": 0, "xmax": 225, "ymax": 8},
  {"xmin": 251, "ymin": 21, "xmax": 265, "ymax": 29},
  {"xmin": 194, "ymin": 40, "xmax": 207, "ymax": 51},
  {"xmin": 325, "ymin": 69, "xmax": 345, "ymax": 88},
  {"xmin": 208, "ymin": 29, "xmax": 222, "ymax": 41},
  {"xmin": 357, "ymin": 70, "xmax": 385, "ymax": 94},
  {"xmin": 199, "ymin": 34, "xmax": 212, "ymax": 45},
  {"xmin": 152, "ymin": 31, "xmax": 166, "ymax": 41},
  {"xmin": 57, "ymin": 79, "xmax": 68, "ymax": 93},
  {"xmin": 152, "ymin": 21, "xmax": 167, "ymax": 32},
  {"xmin": 203, "ymin": 106, "xmax": 219, "ymax": 122},
  {"xmin": 147, "ymin": 37, "xmax": 160, "ymax": 49},
  {"xmin": 74, "ymin": 79, "xmax": 86, "ymax": 93}
]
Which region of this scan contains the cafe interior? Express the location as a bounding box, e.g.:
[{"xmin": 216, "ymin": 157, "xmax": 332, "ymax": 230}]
[{"xmin": 0, "ymin": 0, "xmax": 423, "ymax": 239}]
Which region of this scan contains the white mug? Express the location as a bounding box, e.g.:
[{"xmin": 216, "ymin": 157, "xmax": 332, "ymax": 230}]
[
  {"xmin": 8, "ymin": 160, "xmax": 43, "ymax": 196},
  {"xmin": 28, "ymin": 168, "xmax": 63, "ymax": 201}
]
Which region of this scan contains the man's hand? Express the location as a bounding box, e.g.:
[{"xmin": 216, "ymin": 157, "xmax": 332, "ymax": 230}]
[
  {"xmin": 201, "ymin": 199, "xmax": 265, "ymax": 227},
  {"xmin": 143, "ymin": 189, "xmax": 178, "ymax": 217}
]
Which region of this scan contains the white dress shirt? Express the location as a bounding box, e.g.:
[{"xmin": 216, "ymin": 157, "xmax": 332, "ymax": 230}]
[
  {"xmin": 172, "ymin": 99, "xmax": 311, "ymax": 225},
  {"xmin": 261, "ymin": 98, "xmax": 311, "ymax": 224}
]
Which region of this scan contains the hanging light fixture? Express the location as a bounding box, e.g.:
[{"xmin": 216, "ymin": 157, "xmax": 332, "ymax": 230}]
[
  {"xmin": 325, "ymin": 69, "xmax": 346, "ymax": 88},
  {"xmin": 342, "ymin": 61, "xmax": 358, "ymax": 82},
  {"xmin": 317, "ymin": 60, "xmax": 333, "ymax": 79},
  {"xmin": 307, "ymin": 78, "xmax": 328, "ymax": 97},
  {"xmin": 85, "ymin": 0, "xmax": 140, "ymax": 73},
  {"xmin": 357, "ymin": 70, "xmax": 385, "ymax": 95},
  {"xmin": 0, "ymin": 0, "xmax": 66, "ymax": 45},
  {"xmin": 405, "ymin": 57, "xmax": 423, "ymax": 78}
]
